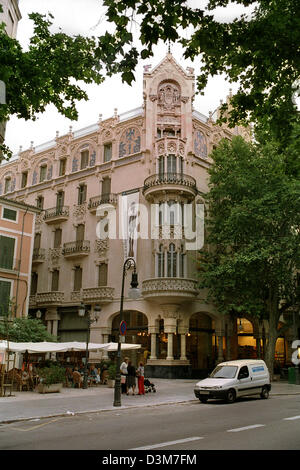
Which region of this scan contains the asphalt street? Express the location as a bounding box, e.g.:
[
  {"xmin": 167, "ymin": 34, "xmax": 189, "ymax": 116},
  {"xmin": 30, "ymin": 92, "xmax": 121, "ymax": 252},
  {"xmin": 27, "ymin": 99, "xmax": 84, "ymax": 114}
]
[{"xmin": 1, "ymin": 393, "xmax": 300, "ymax": 450}]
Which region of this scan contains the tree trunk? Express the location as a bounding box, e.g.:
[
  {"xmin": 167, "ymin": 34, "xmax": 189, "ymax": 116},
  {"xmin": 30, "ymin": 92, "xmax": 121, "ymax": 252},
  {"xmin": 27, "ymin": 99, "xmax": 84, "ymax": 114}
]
[{"xmin": 264, "ymin": 297, "xmax": 280, "ymax": 382}]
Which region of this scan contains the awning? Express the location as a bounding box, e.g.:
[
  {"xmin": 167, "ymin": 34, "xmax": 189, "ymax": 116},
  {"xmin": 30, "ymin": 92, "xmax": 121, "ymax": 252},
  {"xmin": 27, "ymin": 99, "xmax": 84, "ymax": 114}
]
[{"xmin": 0, "ymin": 341, "xmax": 141, "ymax": 354}]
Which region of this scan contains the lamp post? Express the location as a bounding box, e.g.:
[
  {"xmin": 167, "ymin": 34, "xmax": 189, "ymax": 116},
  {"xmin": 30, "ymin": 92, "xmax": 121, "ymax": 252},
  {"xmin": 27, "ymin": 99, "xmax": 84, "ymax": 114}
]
[
  {"xmin": 78, "ymin": 303, "xmax": 101, "ymax": 389},
  {"xmin": 113, "ymin": 257, "xmax": 140, "ymax": 407}
]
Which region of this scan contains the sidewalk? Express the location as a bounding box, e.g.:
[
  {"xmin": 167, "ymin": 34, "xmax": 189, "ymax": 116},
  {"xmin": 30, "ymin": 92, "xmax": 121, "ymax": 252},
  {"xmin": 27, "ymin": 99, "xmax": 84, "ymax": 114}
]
[{"xmin": 0, "ymin": 379, "xmax": 300, "ymax": 424}]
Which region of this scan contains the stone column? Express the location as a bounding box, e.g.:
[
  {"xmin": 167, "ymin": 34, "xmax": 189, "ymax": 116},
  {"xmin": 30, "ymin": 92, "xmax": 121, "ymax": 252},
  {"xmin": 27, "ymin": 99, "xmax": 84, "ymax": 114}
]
[
  {"xmin": 167, "ymin": 333, "xmax": 174, "ymax": 361},
  {"xmin": 150, "ymin": 333, "xmax": 157, "ymax": 360},
  {"xmin": 45, "ymin": 308, "xmax": 60, "ymax": 360},
  {"xmin": 148, "ymin": 324, "xmax": 159, "ymax": 360},
  {"xmin": 162, "ymin": 305, "xmax": 178, "ymax": 362},
  {"xmin": 178, "ymin": 325, "xmax": 189, "ymax": 361}
]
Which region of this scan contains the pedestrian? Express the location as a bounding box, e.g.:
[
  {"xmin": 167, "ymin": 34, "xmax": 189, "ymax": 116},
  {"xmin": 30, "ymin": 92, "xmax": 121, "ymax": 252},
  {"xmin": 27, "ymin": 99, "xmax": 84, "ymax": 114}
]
[
  {"xmin": 136, "ymin": 362, "xmax": 145, "ymax": 395},
  {"xmin": 126, "ymin": 361, "xmax": 136, "ymax": 395},
  {"xmin": 120, "ymin": 357, "xmax": 129, "ymax": 394}
]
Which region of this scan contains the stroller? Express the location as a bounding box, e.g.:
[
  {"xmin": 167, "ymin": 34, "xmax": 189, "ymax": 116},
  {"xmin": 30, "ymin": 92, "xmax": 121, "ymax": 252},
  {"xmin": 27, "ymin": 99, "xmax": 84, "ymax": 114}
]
[{"xmin": 144, "ymin": 378, "xmax": 156, "ymax": 393}]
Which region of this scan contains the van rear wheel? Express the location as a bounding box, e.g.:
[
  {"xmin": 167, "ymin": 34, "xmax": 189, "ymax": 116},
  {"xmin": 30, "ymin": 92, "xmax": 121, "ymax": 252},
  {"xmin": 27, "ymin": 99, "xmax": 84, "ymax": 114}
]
[
  {"xmin": 226, "ymin": 389, "xmax": 236, "ymax": 404},
  {"xmin": 260, "ymin": 386, "xmax": 269, "ymax": 399}
]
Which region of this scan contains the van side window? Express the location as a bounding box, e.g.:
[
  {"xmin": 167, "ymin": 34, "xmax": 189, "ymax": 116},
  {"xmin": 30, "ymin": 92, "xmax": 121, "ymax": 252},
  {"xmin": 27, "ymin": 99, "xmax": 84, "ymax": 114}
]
[{"xmin": 238, "ymin": 366, "xmax": 249, "ymax": 379}]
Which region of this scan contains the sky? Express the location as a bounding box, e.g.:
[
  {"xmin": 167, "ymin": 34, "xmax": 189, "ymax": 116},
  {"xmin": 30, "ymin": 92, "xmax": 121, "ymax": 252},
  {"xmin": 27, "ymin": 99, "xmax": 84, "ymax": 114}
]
[{"xmin": 4, "ymin": 0, "xmax": 256, "ymax": 155}]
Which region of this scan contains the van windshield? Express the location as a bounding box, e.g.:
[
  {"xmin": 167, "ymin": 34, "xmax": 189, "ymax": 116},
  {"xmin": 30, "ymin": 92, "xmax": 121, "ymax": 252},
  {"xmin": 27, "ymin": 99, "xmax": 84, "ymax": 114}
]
[{"xmin": 210, "ymin": 365, "xmax": 238, "ymax": 379}]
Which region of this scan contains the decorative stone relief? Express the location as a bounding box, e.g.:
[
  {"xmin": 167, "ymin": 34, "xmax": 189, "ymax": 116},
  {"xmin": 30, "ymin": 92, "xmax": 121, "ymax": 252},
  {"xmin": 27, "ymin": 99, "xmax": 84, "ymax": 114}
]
[
  {"xmin": 158, "ymin": 82, "xmax": 181, "ymax": 111},
  {"xmin": 95, "ymin": 238, "xmax": 109, "ymax": 256}
]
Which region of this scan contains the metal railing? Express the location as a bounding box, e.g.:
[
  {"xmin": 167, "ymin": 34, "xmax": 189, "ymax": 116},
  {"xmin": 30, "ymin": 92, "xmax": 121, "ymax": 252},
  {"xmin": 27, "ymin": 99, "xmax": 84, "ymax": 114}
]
[
  {"xmin": 62, "ymin": 240, "xmax": 90, "ymax": 256},
  {"xmin": 88, "ymin": 193, "xmax": 118, "ymax": 210},
  {"xmin": 143, "ymin": 173, "xmax": 197, "ymax": 191},
  {"xmin": 44, "ymin": 206, "xmax": 69, "ymax": 220}
]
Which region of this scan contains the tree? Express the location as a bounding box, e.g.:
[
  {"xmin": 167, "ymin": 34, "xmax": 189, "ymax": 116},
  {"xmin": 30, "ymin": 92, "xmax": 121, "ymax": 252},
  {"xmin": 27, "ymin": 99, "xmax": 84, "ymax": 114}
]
[
  {"xmin": 101, "ymin": 0, "xmax": 300, "ymax": 143},
  {"xmin": 0, "ymin": 8, "xmax": 104, "ymax": 160},
  {"xmin": 0, "ymin": 317, "xmax": 57, "ymax": 342},
  {"xmin": 199, "ymin": 136, "xmax": 300, "ymax": 376}
]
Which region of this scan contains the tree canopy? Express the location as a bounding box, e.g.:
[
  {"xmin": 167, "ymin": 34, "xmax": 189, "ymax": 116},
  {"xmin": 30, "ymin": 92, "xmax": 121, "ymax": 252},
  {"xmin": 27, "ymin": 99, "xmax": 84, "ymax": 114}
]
[
  {"xmin": 102, "ymin": 0, "xmax": 300, "ymax": 139},
  {"xmin": 1, "ymin": 0, "xmax": 299, "ymax": 160},
  {"xmin": 0, "ymin": 317, "xmax": 57, "ymax": 342},
  {"xmin": 199, "ymin": 135, "xmax": 300, "ymax": 373}
]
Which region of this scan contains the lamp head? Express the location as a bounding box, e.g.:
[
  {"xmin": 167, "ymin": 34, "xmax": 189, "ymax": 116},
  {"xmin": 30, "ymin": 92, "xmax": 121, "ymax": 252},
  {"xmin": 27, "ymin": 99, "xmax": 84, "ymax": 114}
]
[
  {"xmin": 78, "ymin": 303, "xmax": 86, "ymax": 317},
  {"xmin": 36, "ymin": 310, "xmax": 42, "ymax": 319},
  {"xmin": 129, "ymin": 271, "xmax": 141, "ymax": 299}
]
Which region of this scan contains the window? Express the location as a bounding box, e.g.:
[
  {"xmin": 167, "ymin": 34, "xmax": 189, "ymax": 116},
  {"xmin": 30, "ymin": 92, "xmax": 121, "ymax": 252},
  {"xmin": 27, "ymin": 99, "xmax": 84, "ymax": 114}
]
[
  {"xmin": 56, "ymin": 191, "xmax": 65, "ymax": 209},
  {"xmin": 30, "ymin": 272, "xmax": 38, "ymax": 295},
  {"xmin": 36, "ymin": 196, "xmax": 44, "ymax": 209},
  {"xmin": 80, "ymin": 150, "xmax": 89, "ymax": 169},
  {"xmin": 157, "ymin": 244, "xmax": 165, "ymax": 278},
  {"xmin": 33, "ymin": 233, "xmax": 41, "ymax": 250},
  {"xmin": 59, "ymin": 158, "xmax": 67, "ymax": 176},
  {"xmin": 158, "ymin": 156, "xmax": 164, "ymax": 177},
  {"xmin": 167, "ymin": 243, "xmax": 177, "ymax": 277},
  {"xmin": 76, "ymin": 224, "xmax": 85, "ymax": 241},
  {"xmin": 104, "ymin": 143, "xmax": 112, "ymax": 162},
  {"xmin": 0, "ymin": 235, "xmax": 15, "ymax": 270},
  {"xmin": 40, "ymin": 165, "xmax": 47, "ymax": 182},
  {"xmin": 74, "ymin": 266, "xmax": 82, "ymax": 291},
  {"xmin": 51, "ymin": 269, "xmax": 59, "ymax": 292},
  {"xmin": 98, "ymin": 263, "xmax": 108, "ymax": 286},
  {"xmin": 21, "ymin": 172, "xmax": 28, "ymax": 188},
  {"xmin": 0, "ymin": 280, "xmax": 11, "ymax": 315},
  {"xmin": 101, "ymin": 178, "xmax": 111, "ymax": 197},
  {"xmin": 4, "ymin": 177, "xmax": 11, "ymax": 193},
  {"xmin": 54, "ymin": 228, "xmax": 62, "ymax": 248},
  {"xmin": 167, "ymin": 154, "xmax": 177, "ymax": 175},
  {"xmin": 78, "ymin": 185, "xmax": 87, "ymax": 205},
  {"xmin": 3, "ymin": 207, "xmax": 17, "ymax": 221},
  {"xmin": 180, "ymin": 245, "xmax": 185, "ymax": 278},
  {"xmin": 238, "ymin": 366, "xmax": 249, "ymax": 379}
]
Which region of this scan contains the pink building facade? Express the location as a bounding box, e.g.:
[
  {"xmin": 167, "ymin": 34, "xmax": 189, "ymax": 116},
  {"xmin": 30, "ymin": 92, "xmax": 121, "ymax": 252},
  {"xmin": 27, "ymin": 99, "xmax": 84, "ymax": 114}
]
[{"xmin": 2, "ymin": 54, "xmax": 282, "ymax": 378}]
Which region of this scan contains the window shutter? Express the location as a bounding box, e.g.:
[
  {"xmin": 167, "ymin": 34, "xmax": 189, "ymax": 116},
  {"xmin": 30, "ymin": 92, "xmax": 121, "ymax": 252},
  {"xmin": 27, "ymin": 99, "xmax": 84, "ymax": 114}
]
[
  {"xmin": 0, "ymin": 280, "xmax": 11, "ymax": 314},
  {"xmin": 0, "ymin": 235, "xmax": 15, "ymax": 269},
  {"xmin": 98, "ymin": 264, "xmax": 108, "ymax": 286}
]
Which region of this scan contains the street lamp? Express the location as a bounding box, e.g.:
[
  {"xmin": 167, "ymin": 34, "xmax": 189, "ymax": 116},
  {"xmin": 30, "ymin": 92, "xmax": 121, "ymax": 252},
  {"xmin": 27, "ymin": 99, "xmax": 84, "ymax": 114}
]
[
  {"xmin": 78, "ymin": 303, "xmax": 101, "ymax": 389},
  {"xmin": 113, "ymin": 257, "xmax": 140, "ymax": 407}
]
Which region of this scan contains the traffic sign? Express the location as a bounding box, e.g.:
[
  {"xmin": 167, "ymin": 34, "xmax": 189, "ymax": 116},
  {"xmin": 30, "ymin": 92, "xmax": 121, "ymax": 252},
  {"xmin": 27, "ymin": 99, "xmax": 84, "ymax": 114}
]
[{"xmin": 120, "ymin": 320, "xmax": 127, "ymax": 336}]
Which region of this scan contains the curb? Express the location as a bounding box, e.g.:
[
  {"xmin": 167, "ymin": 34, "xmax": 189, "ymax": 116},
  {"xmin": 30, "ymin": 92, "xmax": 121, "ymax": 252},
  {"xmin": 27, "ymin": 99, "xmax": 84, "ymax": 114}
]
[{"xmin": 0, "ymin": 399, "xmax": 198, "ymax": 425}]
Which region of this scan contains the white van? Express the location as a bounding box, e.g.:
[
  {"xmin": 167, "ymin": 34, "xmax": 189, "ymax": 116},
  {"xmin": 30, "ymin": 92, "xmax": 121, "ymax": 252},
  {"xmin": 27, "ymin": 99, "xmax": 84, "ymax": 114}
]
[{"xmin": 194, "ymin": 359, "xmax": 271, "ymax": 404}]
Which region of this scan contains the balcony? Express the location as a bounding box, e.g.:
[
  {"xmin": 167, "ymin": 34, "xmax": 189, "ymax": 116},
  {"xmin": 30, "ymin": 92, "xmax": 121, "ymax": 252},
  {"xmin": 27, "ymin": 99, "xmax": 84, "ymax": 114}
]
[
  {"xmin": 35, "ymin": 291, "xmax": 64, "ymax": 306},
  {"xmin": 88, "ymin": 194, "xmax": 118, "ymax": 213},
  {"xmin": 143, "ymin": 173, "xmax": 197, "ymax": 201},
  {"xmin": 44, "ymin": 206, "xmax": 69, "ymax": 224},
  {"xmin": 142, "ymin": 277, "xmax": 199, "ymax": 302},
  {"xmin": 62, "ymin": 240, "xmax": 90, "ymax": 258},
  {"xmin": 82, "ymin": 287, "xmax": 115, "ymax": 303},
  {"xmin": 32, "ymin": 248, "xmax": 46, "ymax": 264}
]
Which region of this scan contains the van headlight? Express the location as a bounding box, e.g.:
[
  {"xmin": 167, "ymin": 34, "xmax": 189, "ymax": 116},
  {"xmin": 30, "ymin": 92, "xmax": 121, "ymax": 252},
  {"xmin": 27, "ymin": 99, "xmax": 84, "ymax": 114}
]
[{"xmin": 210, "ymin": 386, "xmax": 222, "ymax": 390}]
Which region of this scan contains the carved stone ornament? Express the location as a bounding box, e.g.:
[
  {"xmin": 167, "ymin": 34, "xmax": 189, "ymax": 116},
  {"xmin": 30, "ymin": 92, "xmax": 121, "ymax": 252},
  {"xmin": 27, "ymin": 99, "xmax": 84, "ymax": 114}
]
[
  {"xmin": 95, "ymin": 238, "xmax": 109, "ymax": 256},
  {"xmin": 73, "ymin": 203, "xmax": 86, "ymax": 219},
  {"xmin": 158, "ymin": 82, "xmax": 181, "ymax": 111}
]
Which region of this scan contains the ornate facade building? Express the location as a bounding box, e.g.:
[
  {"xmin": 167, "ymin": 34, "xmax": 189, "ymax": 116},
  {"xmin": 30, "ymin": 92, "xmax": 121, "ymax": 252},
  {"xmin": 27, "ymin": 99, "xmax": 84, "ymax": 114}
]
[{"xmin": 0, "ymin": 54, "xmax": 291, "ymax": 377}]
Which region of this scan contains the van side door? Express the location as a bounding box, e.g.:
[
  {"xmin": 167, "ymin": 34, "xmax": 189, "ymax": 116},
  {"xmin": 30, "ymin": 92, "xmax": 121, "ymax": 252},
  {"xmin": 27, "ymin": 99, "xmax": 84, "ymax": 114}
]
[{"xmin": 237, "ymin": 365, "xmax": 252, "ymax": 396}]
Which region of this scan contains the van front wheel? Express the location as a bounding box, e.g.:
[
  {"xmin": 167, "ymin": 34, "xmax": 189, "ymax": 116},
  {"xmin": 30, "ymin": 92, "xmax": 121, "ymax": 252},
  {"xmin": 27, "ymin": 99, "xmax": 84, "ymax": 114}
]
[
  {"xmin": 260, "ymin": 386, "xmax": 269, "ymax": 399},
  {"xmin": 226, "ymin": 389, "xmax": 236, "ymax": 404}
]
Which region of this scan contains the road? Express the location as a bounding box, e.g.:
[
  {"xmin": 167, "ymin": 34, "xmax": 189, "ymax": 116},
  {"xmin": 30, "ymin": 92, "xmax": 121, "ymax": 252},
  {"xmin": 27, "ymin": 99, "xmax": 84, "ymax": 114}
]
[{"xmin": 1, "ymin": 394, "xmax": 300, "ymax": 451}]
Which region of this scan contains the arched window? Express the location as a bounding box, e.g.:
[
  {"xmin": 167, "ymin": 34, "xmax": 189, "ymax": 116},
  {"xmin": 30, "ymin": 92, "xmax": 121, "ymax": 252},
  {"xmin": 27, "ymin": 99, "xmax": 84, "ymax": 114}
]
[
  {"xmin": 157, "ymin": 244, "xmax": 165, "ymax": 278},
  {"xmin": 167, "ymin": 243, "xmax": 177, "ymax": 277}
]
